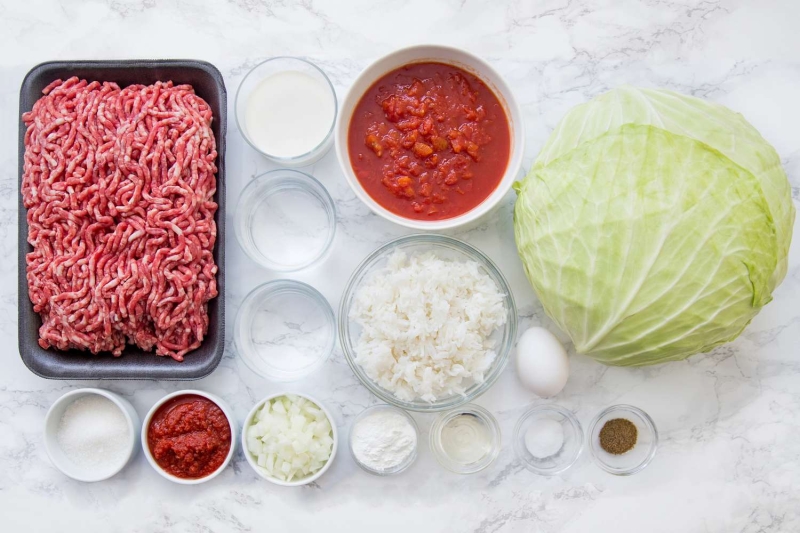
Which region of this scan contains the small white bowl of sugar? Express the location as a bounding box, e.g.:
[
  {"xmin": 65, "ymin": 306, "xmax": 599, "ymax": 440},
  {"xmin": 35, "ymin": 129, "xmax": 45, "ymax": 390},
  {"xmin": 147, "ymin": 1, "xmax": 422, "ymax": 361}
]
[{"xmin": 44, "ymin": 388, "xmax": 140, "ymax": 482}]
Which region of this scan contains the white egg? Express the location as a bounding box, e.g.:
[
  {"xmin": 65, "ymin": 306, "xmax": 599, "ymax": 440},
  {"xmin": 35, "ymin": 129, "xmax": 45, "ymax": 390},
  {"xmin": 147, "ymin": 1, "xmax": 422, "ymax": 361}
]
[{"xmin": 515, "ymin": 327, "xmax": 569, "ymax": 398}]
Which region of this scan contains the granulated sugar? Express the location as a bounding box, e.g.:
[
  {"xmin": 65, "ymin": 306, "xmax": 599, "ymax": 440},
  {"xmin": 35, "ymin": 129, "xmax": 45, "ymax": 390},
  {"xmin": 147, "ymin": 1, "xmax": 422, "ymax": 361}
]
[{"xmin": 56, "ymin": 395, "xmax": 130, "ymax": 474}]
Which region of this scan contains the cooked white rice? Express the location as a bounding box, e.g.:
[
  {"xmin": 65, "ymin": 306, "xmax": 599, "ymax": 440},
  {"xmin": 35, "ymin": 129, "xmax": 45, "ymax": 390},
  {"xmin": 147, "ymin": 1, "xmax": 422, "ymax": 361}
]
[{"xmin": 350, "ymin": 250, "xmax": 507, "ymax": 402}]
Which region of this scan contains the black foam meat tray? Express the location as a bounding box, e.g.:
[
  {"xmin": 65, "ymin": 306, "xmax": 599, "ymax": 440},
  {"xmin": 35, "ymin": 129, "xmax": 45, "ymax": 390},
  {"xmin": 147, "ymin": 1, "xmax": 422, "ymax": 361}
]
[{"xmin": 18, "ymin": 60, "xmax": 226, "ymax": 380}]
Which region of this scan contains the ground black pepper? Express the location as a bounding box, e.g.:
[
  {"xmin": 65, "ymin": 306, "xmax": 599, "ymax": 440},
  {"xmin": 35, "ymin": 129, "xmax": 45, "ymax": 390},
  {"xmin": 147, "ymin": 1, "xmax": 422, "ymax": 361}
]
[{"xmin": 599, "ymin": 418, "xmax": 637, "ymax": 454}]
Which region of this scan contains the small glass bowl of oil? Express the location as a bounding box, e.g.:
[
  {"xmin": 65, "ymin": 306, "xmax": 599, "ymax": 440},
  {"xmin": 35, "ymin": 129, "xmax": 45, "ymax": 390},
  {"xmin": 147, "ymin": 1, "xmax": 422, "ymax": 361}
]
[{"xmin": 429, "ymin": 404, "xmax": 501, "ymax": 474}]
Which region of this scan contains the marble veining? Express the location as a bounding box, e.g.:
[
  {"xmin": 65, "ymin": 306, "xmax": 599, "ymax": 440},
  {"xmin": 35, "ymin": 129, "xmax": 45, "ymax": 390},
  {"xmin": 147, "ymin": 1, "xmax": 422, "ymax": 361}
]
[{"xmin": 1, "ymin": 0, "xmax": 799, "ymax": 531}]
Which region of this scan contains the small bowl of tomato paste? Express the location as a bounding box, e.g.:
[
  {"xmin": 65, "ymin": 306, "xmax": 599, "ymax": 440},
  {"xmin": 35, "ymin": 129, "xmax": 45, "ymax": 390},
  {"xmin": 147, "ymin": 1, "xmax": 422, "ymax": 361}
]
[
  {"xmin": 142, "ymin": 390, "xmax": 236, "ymax": 484},
  {"xmin": 335, "ymin": 45, "xmax": 525, "ymax": 230}
]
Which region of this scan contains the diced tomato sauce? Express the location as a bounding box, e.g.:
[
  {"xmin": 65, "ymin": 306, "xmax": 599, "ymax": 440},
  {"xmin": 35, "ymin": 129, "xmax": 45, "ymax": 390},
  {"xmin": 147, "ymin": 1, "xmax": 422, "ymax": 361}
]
[
  {"xmin": 348, "ymin": 62, "xmax": 511, "ymax": 220},
  {"xmin": 147, "ymin": 394, "xmax": 231, "ymax": 479}
]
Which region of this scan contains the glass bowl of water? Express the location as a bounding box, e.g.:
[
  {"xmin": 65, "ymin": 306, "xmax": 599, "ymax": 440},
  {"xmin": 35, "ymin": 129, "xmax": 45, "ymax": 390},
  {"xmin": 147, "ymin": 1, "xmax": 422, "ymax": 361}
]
[
  {"xmin": 235, "ymin": 280, "xmax": 336, "ymax": 382},
  {"xmin": 235, "ymin": 169, "xmax": 336, "ymax": 272}
]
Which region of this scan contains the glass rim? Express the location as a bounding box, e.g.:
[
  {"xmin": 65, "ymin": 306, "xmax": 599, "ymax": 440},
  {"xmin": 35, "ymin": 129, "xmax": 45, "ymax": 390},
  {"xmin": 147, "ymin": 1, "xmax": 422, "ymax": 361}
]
[
  {"xmin": 338, "ymin": 233, "xmax": 518, "ymax": 412},
  {"xmin": 234, "ymin": 56, "xmax": 338, "ymax": 162}
]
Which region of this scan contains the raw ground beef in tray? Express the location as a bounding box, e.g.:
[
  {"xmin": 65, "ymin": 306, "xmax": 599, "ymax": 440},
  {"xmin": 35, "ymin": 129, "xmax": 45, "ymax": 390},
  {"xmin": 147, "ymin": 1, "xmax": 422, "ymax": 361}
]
[{"xmin": 22, "ymin": 77, "xmax": 219, "ymax": 361}]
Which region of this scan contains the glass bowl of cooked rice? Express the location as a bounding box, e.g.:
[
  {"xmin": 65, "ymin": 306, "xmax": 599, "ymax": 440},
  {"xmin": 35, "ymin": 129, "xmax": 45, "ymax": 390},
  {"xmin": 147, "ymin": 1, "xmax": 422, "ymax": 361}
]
[{"xmin": 339, "ymin": 234, "xmax": 517, "ymax": 412}]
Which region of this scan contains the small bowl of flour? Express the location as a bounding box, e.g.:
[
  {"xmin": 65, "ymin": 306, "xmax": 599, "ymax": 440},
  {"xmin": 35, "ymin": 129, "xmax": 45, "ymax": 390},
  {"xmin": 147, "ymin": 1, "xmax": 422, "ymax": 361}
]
[{"xmin": 349, "ymin": 405, "xmax": 419, "ymax": 476}]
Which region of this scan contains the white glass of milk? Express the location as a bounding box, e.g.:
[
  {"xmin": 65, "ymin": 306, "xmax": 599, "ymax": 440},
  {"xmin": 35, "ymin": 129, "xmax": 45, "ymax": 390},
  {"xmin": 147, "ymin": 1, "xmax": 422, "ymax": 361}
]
[{"xmin": 236, "ymin": 57, "xmax": 338, "ymax": 167}]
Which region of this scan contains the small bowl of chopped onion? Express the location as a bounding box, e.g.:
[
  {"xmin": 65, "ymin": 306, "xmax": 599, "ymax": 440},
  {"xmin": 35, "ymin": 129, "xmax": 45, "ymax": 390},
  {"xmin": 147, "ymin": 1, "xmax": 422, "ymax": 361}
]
[
  {"xmin": 243, "ymin": 393, "xmax": 338, "ymax": 486},
  {"xmin": 340, "ymin": 234, "xmax": 517, "ymax": 412}
]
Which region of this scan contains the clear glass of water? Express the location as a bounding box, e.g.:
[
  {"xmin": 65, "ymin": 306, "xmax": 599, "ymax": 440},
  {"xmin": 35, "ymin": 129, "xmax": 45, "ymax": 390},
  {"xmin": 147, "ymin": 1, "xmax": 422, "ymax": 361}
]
[
  {"xmin": 235, "ymin": 169, "xmax": 336, "ymax": 272},
  {"xmin": 235, "ymin": 280, "xmax": 336, "ymax": 382}
]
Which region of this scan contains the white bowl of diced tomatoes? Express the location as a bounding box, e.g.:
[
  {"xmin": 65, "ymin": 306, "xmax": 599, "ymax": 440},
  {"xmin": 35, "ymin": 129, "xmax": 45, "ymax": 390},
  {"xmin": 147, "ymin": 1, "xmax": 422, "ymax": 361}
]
[{"xmin": 335, "ymin": 45, "xmax": 525, "ymax": 230}]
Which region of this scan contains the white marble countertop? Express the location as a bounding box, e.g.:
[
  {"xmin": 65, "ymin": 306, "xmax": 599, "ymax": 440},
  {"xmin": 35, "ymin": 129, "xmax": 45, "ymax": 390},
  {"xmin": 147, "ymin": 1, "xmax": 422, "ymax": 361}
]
[{"xmin": 1, "ymin": 1, "xmax": 799, "ymax": 531}]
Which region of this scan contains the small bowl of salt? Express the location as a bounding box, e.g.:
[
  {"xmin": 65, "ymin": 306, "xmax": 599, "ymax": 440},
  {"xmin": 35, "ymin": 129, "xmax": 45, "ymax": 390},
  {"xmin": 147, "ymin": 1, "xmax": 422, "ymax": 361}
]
[
  {"xmin": 513, "ymin": 404, "xmax": 583, "ymax": 476},
  {"xmin": 44, "ymin": 388, "xmax": 139, "ymax": 482}
]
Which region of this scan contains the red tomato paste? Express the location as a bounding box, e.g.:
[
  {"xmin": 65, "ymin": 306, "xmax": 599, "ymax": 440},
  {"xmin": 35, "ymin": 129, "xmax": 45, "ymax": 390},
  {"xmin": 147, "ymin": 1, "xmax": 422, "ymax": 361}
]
[
  {"xmin": 348, "ymin": 62, "xmax": 511, "ymax": 220},
  {"xmin": 147, "ymin": 394, "xmax": 231, "ymax": 479}
]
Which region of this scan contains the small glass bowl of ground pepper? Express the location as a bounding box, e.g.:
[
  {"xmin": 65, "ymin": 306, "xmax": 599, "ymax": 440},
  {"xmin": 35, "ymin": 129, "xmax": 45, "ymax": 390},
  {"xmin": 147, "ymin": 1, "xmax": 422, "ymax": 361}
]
[
  {"xmin": 142, "ymin": 390, "xmax": 236, "ymax": 485},
  {"xmin": 588, "ymin": 405, "xmax": 658, "ymax": 476}
]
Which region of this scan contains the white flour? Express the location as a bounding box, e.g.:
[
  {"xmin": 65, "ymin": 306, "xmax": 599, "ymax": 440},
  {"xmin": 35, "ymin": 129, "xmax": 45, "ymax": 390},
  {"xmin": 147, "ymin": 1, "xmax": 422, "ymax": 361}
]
[{"xmin": 351, "ymin": 409, "xmax": 416, "ymax": 471}]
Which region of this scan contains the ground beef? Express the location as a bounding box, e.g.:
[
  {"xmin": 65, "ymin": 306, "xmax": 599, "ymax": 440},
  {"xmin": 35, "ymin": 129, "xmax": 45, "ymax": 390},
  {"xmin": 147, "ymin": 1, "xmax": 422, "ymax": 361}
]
[{"xmin": 22, "ymin": 77, "xmax": 219, "ymax": 361}]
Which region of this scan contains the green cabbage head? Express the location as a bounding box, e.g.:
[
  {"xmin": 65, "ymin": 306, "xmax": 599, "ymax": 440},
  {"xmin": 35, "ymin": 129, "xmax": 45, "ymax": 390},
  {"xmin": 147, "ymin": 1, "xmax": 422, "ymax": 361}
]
[{"xmin": 514, "ymin": 87, "xmax": 795, "ymax": 366}]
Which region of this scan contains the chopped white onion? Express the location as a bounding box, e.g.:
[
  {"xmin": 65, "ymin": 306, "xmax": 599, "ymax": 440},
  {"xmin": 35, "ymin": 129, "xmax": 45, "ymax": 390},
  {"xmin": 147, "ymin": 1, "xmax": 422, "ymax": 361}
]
[{"xmin": 246, "ymin": 395, "xmax": 334, "ymax": 482}]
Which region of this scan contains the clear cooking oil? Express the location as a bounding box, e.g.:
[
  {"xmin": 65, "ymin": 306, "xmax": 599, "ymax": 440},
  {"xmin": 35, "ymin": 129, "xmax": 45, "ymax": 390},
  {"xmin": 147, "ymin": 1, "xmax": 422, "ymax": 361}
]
[{"xmin": 439, "ymin": 413, "xmax": 492, "ymax": 465}]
